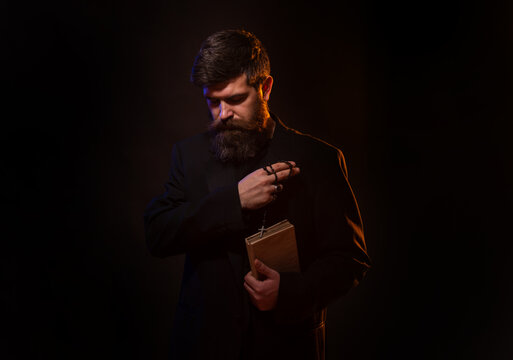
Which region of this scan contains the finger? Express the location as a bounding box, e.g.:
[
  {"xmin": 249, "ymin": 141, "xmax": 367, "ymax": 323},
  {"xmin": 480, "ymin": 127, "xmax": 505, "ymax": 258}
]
[
  {"xmin": 244, "ymin": 282, "xmax": 259, "ymax": 302},
  {"xmin": 262, "ymin": 168, "xmax": 299, "ymax": 185},
  {"xmin": 269, "ymin": 169, "xmax": 279, "ymax": 184},
  {"xmin": 261, "ymin": 165, "xmax": 276, "ymax": 176},
  {"xmin": 276, "ymin": 166, "xmax": 300, "ymax": 181},
  {"xmin": 267, "ymin": 162, "xmax": 299, "ymax": 182},
  {"xmin": 244, "ymin": 283, "xmax": 260, "ymax": 308},
  {"xmin": 244, "ymin": 271, "xmax": 262, "ymax": 290},
  {"xmin": 244, "ymin": 271, "xmax": 258, "ymax": 284},
  {"xmin": 261, "ymin": 162, "xmax": 285, "ymax": 177},
  {"xmin": 281, "ymin": 160, "xmax": 297, "ymax": 180},
  {"xmin": 255, "ymin": 259, "xmax": 278, "ymax": 279},
  {"xmin": 269, "ymin": 161, "xmax": 296, "ymax": 173},
  {"xmin": 260, "ymin": 161, "xmax": 298, "ymax": 182}
]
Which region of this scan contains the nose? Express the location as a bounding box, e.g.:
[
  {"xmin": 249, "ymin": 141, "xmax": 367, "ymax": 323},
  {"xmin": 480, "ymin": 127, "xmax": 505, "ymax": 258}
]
[{"xmin": 219, "ymin": 101, "xmax": 234, "ymax": 123}]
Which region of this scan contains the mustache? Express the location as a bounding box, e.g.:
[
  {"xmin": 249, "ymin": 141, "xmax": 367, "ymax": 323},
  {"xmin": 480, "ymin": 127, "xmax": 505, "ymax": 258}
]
[{"xmin": 209, "ymin": 117, "xmax": 252, "ymax": 132}]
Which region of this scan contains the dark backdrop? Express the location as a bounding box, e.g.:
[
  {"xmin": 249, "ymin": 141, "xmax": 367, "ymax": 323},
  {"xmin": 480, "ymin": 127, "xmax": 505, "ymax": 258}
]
[{"xmin": 5, "ymin": 0, "xmax": 512, "ymax": 359}]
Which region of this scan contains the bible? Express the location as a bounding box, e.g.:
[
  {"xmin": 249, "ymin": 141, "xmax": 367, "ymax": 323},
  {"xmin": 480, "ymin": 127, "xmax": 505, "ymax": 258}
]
[{"xmin": 245, "ymin": 219, "xmax": 300, "ymax": 280}]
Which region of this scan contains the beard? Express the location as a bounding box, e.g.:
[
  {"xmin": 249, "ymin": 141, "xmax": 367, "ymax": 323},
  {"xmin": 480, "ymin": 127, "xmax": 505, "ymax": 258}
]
[{"xmin": 208, "ymin": 96, "xmax": 273, "ymax": 164}]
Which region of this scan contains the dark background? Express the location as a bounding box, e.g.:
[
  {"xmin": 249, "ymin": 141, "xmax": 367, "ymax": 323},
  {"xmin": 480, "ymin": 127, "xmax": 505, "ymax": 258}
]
[{"xmin": 4, "ymin": 0, "xmax": 512, "ymax": 359}]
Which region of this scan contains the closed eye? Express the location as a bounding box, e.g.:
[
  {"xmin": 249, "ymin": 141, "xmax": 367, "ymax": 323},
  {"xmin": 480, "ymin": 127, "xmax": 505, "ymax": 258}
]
[
  {"xmin": 226, "ymin": 94, "xmax": 247, "ymax": 104},
  {"xmin": 206, "ymin": 93, "xmax": 248, "ymax": 107}
]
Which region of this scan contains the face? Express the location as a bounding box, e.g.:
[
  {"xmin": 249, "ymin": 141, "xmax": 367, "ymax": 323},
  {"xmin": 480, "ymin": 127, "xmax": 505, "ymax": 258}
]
[{"xmin": 203, "ymin": 73, "xmax": 274, "ymax": 163}]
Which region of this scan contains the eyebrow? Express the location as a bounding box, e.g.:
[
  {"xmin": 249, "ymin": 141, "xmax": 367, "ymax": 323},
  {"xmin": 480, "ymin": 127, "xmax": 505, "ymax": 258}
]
[{"xmin": 204, "ymin": 92, "xmax": 249, "ymax": 101}]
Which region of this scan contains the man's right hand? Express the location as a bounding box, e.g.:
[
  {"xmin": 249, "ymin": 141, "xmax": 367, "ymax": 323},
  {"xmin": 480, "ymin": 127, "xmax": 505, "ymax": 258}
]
[{"xmin": 238, "ymin": 161, "xmax": 300, "ymax": 210}]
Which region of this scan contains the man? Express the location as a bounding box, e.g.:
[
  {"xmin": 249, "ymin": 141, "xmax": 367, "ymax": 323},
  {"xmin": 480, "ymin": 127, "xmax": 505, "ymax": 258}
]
[{"xmin": 144, "ymin": 29, "xmax": 371, "ymax": 360}]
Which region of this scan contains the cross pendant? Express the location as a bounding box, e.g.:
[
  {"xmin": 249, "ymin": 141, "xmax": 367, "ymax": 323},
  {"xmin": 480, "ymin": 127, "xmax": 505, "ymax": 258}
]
[{"xmin": 258, "ymin": 225, "xmax": 266, "ymax": 238}]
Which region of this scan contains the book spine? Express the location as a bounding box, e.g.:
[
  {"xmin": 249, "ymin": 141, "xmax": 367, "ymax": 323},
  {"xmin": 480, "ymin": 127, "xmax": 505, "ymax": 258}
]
[{"xmin": 245, "ymin": 240, "xmax": 258, "ymax": 279}]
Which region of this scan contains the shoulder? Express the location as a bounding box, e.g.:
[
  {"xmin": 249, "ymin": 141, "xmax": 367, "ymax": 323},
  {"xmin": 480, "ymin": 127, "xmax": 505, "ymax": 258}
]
[{"xmin": 275, "ymin": 120, "xmax": 348, "ymax": 177}]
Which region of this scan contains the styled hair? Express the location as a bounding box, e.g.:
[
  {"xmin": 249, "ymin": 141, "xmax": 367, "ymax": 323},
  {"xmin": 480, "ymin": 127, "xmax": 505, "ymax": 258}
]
[{"xmin": 191, "ymin": 29, "xmax": 270, "ymax": 88}]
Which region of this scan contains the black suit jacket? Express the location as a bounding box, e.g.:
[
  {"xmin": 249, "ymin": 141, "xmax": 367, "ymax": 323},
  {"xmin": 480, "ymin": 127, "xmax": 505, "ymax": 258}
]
[{"xmin": 144, "ymin": 116, "xmax": 371, "ymax": 359}]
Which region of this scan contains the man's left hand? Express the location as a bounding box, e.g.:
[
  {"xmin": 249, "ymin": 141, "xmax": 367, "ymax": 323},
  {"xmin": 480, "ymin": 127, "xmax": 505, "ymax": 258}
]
[{"xmin": 244, "ymin": 259, "xmax": 280, "ymax": 311}]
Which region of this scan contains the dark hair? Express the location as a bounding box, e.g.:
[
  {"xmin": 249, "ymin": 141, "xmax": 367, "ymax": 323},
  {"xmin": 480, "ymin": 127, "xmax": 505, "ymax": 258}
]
[{"xmin": 191, "ymin": 29, "xmax": 270, "ymax": 88}]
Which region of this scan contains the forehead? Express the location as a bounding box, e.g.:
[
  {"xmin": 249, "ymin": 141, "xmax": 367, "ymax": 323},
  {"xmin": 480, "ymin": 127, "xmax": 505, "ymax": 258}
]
[{"xmin": 203, "ymin": 74, "xmax": 253, "ymax": 98}]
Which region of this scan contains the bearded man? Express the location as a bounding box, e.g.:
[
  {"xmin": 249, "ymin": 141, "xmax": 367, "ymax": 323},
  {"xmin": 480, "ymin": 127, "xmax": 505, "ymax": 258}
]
[{"xmin": 144, "ymin": 29, "xmax": 371, "ymax": 360}]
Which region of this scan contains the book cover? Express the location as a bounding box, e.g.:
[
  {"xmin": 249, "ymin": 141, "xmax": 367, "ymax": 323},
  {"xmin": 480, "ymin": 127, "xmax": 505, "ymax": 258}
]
[{"xmin": 245, "ymin": 219, "xmax": 300, "ymax": 280}]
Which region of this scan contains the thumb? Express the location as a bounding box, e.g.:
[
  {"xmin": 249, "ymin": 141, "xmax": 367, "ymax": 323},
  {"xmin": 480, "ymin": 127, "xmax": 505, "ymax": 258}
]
[{"xmin": 255, "ymin": 259, "xmax": 277, "ymax": 279}]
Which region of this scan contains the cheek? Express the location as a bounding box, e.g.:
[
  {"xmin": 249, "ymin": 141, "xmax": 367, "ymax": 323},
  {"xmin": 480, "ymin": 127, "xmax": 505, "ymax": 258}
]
[
  {"xmin": 238, "ymin": 104, "xmax": 253, "ymax": 119},
  {"xmin": 209, "ymin": 107, "xmax": 220, "ymax": 119}
]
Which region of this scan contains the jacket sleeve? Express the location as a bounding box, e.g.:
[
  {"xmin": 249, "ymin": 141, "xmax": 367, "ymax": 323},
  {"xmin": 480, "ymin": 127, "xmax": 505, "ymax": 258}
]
[
  {"xmin": 274, "ymin": 148, "xmax": 371, "ymax": 323},
  {"xmin": 143, "ymin": 143, "xmax": 246, "ymax": 258}
]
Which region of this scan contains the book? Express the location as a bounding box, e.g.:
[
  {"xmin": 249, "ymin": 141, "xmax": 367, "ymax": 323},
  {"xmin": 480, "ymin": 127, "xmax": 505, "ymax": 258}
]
[{"xmin": 245, "ymin": 219, "xmax": 300, "ymax": 280}]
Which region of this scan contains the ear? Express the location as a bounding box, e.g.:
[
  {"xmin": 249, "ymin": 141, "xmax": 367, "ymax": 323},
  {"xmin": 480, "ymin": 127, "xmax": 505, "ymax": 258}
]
[{"xmin": 261, "ymin": 76, "xmax": 273, "ymax": 101}]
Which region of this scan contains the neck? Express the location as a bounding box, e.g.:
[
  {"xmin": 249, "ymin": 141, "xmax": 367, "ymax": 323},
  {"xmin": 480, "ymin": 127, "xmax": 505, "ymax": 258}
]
[{"xmin": 263, "ymin": 114, "xmax": 276, "ymax": 139}]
